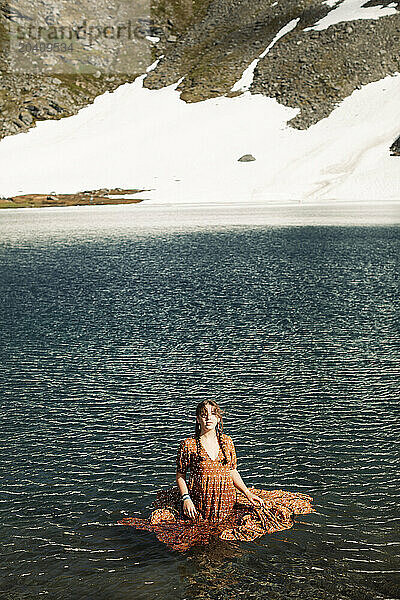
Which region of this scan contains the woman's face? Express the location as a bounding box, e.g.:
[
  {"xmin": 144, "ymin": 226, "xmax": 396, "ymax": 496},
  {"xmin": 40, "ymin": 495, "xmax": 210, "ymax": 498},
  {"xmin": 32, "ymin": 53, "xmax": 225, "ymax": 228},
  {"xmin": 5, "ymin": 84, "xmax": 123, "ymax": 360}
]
[{"xmin": 197, "ymin": 404, "xmax": 220, "ymax": 433}]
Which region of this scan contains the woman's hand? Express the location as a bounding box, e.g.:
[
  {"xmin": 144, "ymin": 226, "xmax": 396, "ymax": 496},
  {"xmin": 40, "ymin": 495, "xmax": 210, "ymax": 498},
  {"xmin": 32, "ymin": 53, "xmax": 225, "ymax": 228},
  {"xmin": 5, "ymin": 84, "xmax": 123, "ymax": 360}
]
[
  {"xmin": 183, "ymin": 498, "xmax": 198, "ymax": 519},
  {"xmin": 246, "ymin": 492, "xmax": 265, "ymax": 508}
]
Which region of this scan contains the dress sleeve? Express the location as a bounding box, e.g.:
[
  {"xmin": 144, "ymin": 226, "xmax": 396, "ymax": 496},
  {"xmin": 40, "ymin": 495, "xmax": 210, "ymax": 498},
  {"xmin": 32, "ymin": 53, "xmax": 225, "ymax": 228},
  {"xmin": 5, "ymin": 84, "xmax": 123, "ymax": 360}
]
[
  {"xmin": 176, "ymin": 439, "xmax": 190, "ymax": 475},
  {"xmin": 227, "ymin": 436, "xmax": 237, "ymax": 470}
]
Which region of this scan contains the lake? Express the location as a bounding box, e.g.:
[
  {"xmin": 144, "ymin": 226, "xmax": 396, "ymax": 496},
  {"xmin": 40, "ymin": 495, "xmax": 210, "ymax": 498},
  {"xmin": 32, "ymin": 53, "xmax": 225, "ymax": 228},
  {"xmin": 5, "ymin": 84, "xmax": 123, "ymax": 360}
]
[{"xmin": 0, "ymin": 203, "xmax": 399, "ymax": 600}]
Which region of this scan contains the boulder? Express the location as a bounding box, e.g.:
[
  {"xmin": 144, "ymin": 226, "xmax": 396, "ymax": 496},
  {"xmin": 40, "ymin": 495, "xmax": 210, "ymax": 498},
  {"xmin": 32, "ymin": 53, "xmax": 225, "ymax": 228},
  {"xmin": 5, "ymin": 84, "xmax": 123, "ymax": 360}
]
[
  {"xmin": 238, "ymin": 154, "xmax": 256, "ymax": 162},
  {"xmin": 390, "ymin": 135, "xmax": 400, "ymax": 156}
]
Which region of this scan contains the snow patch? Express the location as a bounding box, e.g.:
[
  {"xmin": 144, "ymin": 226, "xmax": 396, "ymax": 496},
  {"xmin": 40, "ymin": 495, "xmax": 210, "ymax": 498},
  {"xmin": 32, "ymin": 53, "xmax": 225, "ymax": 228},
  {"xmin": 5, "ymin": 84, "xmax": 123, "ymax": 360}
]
[
  {"xmin": 0, "ymin": 59, "xmax": 399, "ymax": 204},
  {"xmin": 306, "ymin": 0, "xmax": 397, "ymax": 31},
  {"xmin": 231, "ymin": 19, "xmax": 300, "ymax": 93}
]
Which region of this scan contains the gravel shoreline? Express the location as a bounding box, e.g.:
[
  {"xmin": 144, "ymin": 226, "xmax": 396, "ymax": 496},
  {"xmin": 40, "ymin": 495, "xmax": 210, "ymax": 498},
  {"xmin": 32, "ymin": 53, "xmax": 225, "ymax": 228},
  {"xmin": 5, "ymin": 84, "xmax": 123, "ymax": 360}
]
[{"xmin": 0, "ymin": 188, "xmax": 146, "ymax": 209}]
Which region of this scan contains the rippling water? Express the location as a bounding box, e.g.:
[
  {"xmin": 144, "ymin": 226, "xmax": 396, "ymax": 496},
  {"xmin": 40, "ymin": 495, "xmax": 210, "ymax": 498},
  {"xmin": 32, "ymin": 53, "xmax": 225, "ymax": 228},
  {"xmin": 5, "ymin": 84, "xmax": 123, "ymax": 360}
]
[{"xmin": 0, "ymin": 206, "xmax": 399, "ymax": 600}]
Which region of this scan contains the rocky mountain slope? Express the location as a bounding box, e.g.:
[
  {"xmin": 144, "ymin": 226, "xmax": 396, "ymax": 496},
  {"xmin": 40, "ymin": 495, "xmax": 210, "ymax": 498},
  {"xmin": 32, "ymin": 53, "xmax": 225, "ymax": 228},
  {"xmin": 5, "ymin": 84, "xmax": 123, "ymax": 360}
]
[{"xmin": 0, "ymin": 0, "xmax": 399, "ymax": 151}]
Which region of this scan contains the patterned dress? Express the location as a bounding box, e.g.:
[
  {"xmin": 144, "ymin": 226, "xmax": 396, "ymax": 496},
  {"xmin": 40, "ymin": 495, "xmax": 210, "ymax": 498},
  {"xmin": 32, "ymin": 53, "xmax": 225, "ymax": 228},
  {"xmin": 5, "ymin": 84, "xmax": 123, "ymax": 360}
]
[{"xmin": 118, "ymin": 433, "xmax": 315, "ymax": 552}]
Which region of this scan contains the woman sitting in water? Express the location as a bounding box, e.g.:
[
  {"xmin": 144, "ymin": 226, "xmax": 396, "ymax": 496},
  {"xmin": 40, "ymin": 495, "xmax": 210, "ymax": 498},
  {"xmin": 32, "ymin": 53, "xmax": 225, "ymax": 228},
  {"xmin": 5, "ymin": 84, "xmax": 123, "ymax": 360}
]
[{"xmin": 118, "ymin": 400, "xmax": 315, "ymax": 552}]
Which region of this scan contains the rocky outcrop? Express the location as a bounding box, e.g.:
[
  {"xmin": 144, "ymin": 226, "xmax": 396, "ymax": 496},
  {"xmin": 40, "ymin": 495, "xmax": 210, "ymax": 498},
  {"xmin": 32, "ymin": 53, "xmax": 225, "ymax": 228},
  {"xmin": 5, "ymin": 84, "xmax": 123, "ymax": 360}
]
[
  {"xmin": 390, "ymin": 135, "xmax": 400, "ymax": 156},
  {"xmin": 143, "ymin": 0, "xmax": 331, "ymax": 99},
  {"xmin": 0, "ymin": 0, "xmax": 399, "ymax": 139},
  {"xmin": 143, "ymin": 1, "xmax": 400, "ymax": 129},
  {"xmin": 252, "ymin": 15, "xmax": 400, "ymax": 129},
  {"xmin": 0, "ymin": 71, "xmax": 140, "ymax": 137},
  {"xmin": 0, "ymin": 0, "xmax": 171, "ymax": 139}
]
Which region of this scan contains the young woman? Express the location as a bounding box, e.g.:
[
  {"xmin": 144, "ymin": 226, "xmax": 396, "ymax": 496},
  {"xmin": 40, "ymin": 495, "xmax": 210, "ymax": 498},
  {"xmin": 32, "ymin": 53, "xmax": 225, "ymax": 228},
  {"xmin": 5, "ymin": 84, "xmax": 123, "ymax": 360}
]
[{"xmin": 118, "ymin": 400, "xmax": 315, "ymax": 552}]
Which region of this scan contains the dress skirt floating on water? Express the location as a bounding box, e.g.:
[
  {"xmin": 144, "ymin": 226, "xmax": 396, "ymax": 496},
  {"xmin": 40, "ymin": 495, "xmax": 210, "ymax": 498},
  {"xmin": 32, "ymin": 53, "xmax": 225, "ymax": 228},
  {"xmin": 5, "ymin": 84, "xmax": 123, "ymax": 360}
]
[{"xmin": 118, "ymin": 434, "xmax": 315, "ymax": 553}]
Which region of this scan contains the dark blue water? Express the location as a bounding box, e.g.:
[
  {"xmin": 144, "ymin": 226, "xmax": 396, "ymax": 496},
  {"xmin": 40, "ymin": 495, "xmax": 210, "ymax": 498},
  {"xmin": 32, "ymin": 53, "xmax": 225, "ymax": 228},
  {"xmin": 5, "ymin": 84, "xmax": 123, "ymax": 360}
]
[{"xmin": 0, "ymin": 222, "xmax": 399, "ymax": 600}]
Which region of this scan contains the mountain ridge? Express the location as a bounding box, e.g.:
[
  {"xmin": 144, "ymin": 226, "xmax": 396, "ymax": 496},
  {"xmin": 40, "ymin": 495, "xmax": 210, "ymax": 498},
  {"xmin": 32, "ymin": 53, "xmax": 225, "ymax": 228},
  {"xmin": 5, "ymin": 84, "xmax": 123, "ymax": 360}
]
[{"xmin": 0, "ymin": 0, "xmax": 399, "ymax": 152}]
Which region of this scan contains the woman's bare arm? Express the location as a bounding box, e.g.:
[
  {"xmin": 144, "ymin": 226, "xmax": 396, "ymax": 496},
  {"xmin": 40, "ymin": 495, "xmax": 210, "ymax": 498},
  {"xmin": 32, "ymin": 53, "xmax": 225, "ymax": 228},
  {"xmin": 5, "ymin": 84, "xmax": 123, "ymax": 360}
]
[
  {"xmin": 176, "ymin": 471, "xmax": 198, "ymax": 518},
  {"xmin": 176, "ymin": 471, "xmax": 189, "ymax": 496},
  {"xmin": 230, "ymin": 468, "xmax": 265, "ymax": 506},
  {"xmin": 230, "ymin": 468, "xmax": 251, "ymax": 497}
]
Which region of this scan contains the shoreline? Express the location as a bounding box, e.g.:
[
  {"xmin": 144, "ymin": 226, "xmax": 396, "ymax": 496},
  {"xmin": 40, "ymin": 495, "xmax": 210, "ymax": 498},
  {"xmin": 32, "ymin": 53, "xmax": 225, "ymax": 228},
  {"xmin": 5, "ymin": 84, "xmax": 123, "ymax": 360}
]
[
  {"xmin": 1, "ymin": 203, "xmax": 399, "ymax": 241},
  {"xmin": 0, "ymin": 188, "xmax": 147, "ymax": 209}
]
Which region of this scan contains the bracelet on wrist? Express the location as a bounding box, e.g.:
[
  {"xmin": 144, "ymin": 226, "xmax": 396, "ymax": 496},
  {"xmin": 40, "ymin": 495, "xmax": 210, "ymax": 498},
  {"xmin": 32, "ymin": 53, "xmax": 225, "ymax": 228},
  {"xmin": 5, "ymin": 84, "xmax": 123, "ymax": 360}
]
[{"xmin": 181, "ymin": 493, "xmax": 190, "ymax": 501}]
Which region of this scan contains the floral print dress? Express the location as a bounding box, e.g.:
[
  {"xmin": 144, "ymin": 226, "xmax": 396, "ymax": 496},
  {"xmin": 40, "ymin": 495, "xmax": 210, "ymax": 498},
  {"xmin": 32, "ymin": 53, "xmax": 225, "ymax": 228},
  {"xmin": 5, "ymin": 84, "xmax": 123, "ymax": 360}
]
[{"xmin": 118, "ymin": 433, "xmax": 315, "ymax": 552}]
